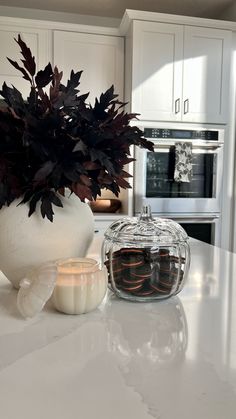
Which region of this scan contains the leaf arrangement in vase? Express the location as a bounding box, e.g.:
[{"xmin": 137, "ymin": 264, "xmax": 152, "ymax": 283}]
[{"xmin": 0, "ymin": 35, "xmax": 153, "ymax": 221}]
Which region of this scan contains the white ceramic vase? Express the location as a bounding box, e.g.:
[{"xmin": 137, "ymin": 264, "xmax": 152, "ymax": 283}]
[{"xmin": 0, "ymin": 193, "xmax": 94, "ymax": 288}]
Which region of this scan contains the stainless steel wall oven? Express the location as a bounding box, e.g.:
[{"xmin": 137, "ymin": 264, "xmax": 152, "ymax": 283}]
[{"xmin": 134, "ymin": 125, "xmax": 225, "ymax": 245}]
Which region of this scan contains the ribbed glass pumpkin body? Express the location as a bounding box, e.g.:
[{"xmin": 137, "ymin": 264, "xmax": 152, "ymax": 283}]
[{"xmin": 102, "ymin": 205, "xmax": 190, "ymax": 302}]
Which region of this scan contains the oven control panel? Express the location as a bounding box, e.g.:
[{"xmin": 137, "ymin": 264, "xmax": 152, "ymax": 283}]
[{"xmin": 144, "ymin": 128, "xmax": 219, "ymax": 141}]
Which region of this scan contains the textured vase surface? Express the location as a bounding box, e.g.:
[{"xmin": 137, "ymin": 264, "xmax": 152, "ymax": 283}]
[{"xmin": 0, "ymin": 193, "xmax": 94, "ymax": 288}]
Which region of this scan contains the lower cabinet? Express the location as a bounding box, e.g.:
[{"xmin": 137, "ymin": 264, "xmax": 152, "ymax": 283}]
[{"xmin": 94, "ymin": 218, "xmax": 120, "ymax": 237}]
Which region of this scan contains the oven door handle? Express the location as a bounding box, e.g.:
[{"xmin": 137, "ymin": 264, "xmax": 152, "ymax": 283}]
[
  {"xmin": 154, "ymin": 144, "xmax": 223, "ymax": 153},
  {"xmin": 153, "ymin": 141, "xmax": 224, "ymax": 149},
  {"xmin": 155, "ymin": 147, "xmax": 222, "ymax": 154}
]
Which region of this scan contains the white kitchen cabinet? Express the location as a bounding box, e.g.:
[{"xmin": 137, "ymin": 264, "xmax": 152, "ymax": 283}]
[
  {"xmin": 0, "ymin": 25, "xmax": 51, "ymax": 99},
  {"xmin": 53, "ymin": 31, "xmax": 124, "ymax": 105},
  {"xmin": 182, "ymin": 26, "xmax": 231, "ymax": 123},
  {"xmin": 130, "ymin": 21, "xmax": 231, "ymax": 124},
  {"xmin": 132, "ymin": 21, "xmax": 183, "ymax": 122}
]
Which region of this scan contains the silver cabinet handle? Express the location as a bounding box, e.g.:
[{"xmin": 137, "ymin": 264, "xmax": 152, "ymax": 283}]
[
  {"xmin": 175, "ymin": 98, "xmax": 180, "ymax": 114},
  {"xmin": 184, "ymin": 99, "xmax": 189, "ymax": 114}
]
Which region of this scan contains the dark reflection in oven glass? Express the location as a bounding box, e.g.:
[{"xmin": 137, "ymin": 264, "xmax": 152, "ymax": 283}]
[{"xmin": 146, "ymin": 151, "xmax": 215, "ymax": 198}]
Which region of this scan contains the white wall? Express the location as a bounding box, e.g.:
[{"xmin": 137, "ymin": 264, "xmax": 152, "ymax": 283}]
[
  {"xmin": 218, "ymin": 2, "xmax": 236, "ymax": 21},
  {"xmin": 0, "ymin": 5, "xmax": 119, "ymax": 27},
  {"xmin": 0, "ymin": 1, "xmax": 233, "ymax": 22}
]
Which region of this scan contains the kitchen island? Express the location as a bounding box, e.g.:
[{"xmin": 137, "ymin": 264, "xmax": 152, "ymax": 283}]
[{"xmin": 0, "ymin": 237, "xmax": 235, "ymax": 419}]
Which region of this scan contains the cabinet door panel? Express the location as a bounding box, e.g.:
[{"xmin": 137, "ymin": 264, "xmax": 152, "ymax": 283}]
[
  {"xmin": 183, "ymin": 26, "xmax": 231, "ymax": 123},
  {"xmin": 53, "ymin": 31, "xmax": 124, "ymax": 105},
  {"xmin": 132, "ymin": 21, "xmax": 183, "ymax": 121},
  {"xmin": 0, "ymin": 26, "xmax": 50, "ymax": 100}
]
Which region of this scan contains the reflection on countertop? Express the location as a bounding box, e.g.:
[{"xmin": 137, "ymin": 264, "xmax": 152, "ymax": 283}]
[{"xmin": 105, "ymin": 295, "xmax": 188, "ymax": 367}]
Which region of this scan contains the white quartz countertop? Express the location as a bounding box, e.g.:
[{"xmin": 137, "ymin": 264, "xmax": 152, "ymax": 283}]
[{"xmin": 0, "ymin": 237, "xmax": 236, "ymax": 419}]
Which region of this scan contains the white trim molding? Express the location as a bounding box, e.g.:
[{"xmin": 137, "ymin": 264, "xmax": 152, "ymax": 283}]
[
  {"xmin": 120, "ymin": 9, "xmax": 236, "ymax": 34},
  {"xmin": 0, "ymin": 15, "xmax": 121, "ymax": 37}
]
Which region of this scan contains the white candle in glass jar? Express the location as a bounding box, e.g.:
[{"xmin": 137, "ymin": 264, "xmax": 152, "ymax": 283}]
[{"xmin": 51, "ymin": 258, "xmax": 108, "ymax": 314}]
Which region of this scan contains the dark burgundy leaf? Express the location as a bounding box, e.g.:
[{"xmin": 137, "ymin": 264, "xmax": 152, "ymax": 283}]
[
  {"xmin": 141, "ymin": 139, "xmax": 154, "ymax": 151},
  {"xmin": 118, "ymin": 156, "xmax": 135, "ymax": 165},
  {"xmin": 80, "ymin": 175, "xmax": 92, "ymax": 187},
  {"xmin": 66, "ymin": 70, "xmax": 83, "ymax": 92},
  {"xmin": 73, "ymin": 140, "xmax": 87, "ymax": 154},
  {"xmin": 97, "ymin": 170, "xmax": 113, "ymax": 185},
  {"xmin": 58, "ymin": 187, "xmax": 65, "ymax": 197},
  {"xmin": 64, "ymin": 162, "xmax": 85, "ymax": 182},
  {"xmin": 77, "ymin": 92, "xmax": 89, "ymax": 102},
  {"xmin": 35, "ymin": 63, "xmax": 53, "ymax": 88},
  {"xmin": 37, "ymin": 88, "xmax": 51, "ymax": 111},
  {"xmin": 15, "ymin": 34, "xmax": 36, "ymax": 76},
  {"xmin": 91, "ymin": 183, "xmax": 101, "ymax": 200},
  {"xmin": 94, "ymin": 85, "xmax": 118, "ymax": 116},
  {"xmin": 27, "ymin": 87, "xmax": 38, "ymax": 109},
  {"xmin": 114, "ymin": 176, "xmax": 131, "ymax": 189},
  {"xmin": 71, "ymin": 182, "xmax": 93, "ymax": 201},
  {"xmin": 79, "ymin": 108, "xmax": 94, "ymax": 122},
  {"xmin": 64, "ymin": 168, "xmax": 81, "ymax": 182},
  {"xmin": 52, "ymin": 70, "xmax": 83, "ymax": 108},
  {"xmin": 0, "ymin": 82, "xmax": 25, "ymax": 114},
  {"xmin": 50, "ymin": 166, "xmax": 62, "ymax": 188},
  {"xmin": 83, "ymin": 161, "xmax": 100, "ymax": 170},
  {"xmin": 41, "ymin": 196, "xmax": 54, "ymax": 222},
  {"xmin": 52, "ymin": 91, "xmax": 77, "ymax": 109},
  {"xmin": 52, "ymin": 66, "xmax": 63, "ymax": 85},
  {"xmin": 89, "ymin": 149, "xmax": 115, "ymax": 174},
  {"xmin": 49, "ymin": 191, "xmax": 63, "ymax": 208},
  {"xmin": 50, "ymin": 66, "xmax": 63, "ymax": 103},
  {"xmin": 52, "ymin": 196, "xmax": 63, "ymax": 208},
  {"xmin": 7, "ymin": 58, "xmax": 31, "ymax": 82},
  {"xmin": 34, "ymin": 161, "xmax": 56, "ymax": 182},
  {"xmin": 28, "ymin": 193, "xmax": 42, "ymax": 217},
  {"xmin": 107, "ymin": 182, "xmax": 120, "ymax": 196},
  {"xmin": 18, "ymin": 190, "xmax": 34, "ymax": 205},
  {"xmin": 119, "ymin": 170, "xmax": 132, "ymax": 178}
]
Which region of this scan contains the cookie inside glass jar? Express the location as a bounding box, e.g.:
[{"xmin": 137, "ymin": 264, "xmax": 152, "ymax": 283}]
[{"xmin": 105, "ymin": 247, "xmax": 185, "ymax": 299}]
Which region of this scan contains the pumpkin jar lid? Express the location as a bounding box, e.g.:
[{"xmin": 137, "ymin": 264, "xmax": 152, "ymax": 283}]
[
  {"xmin": 17, "ymin": 263, "xmax": 58, "ymax": 318},
  {"xmin": 104, "ymin": 204, "xmax": 189, "ymax": 246}
]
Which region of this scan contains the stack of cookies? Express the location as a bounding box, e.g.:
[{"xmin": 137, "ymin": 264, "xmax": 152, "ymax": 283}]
[{"xmin": 105, "ymin": 247, "xmax": 184, "ymax": 299}]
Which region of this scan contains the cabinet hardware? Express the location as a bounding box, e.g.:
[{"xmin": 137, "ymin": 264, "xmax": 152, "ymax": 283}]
[
  {"xmin": 184, "ymin": 99, "xmax": 189, "ymax": 114},
  {"xmin": 175, "ymin": 98, "xmax": 180, "ymax": 114}
]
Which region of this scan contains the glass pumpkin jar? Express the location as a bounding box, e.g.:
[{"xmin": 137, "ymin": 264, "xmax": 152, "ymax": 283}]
[{"xmin": 102, "ymin": 205, "xmax": 190, "ymax": 302}]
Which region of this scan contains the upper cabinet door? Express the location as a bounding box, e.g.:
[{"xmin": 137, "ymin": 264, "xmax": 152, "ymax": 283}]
[
  {"xmin": 53, "ymin": 31, "xmax": 124, "ymax": 105},
  {"xmin": 0, "ymin": 26, "xmax": 51, "ymax": 100},
  {"xmin": 132, "ymin": 21, "xmax": 183, "ymax": 121},
  {"xmin": 182, "ymin": 26, "xmax": 231, "ymax": 124}
]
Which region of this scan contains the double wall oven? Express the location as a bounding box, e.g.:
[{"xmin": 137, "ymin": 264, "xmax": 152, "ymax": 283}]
[{"xmin": 134, "ymin": 125, "xmax": 225, "ymax": 245}]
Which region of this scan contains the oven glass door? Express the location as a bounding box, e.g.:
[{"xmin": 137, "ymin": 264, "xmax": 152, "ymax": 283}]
[
  {"xmin": 146, "ymin": 148, "xmax": 215, "ymax": 199},
  {"xmin": 134, "ymin": 144, "xmax": 223, "ymax": 214}
]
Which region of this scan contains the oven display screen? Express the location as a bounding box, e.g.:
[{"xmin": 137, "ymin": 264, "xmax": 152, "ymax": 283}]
[
  {"xmin": 172, "ymin": 130, "xmax": 192, "ymax": 138},
  {"xmin": 143, "ymin": 128, "xmax": 219, "ymax": 141},
  {"xmin": 172, "ymin": 130, "xmax": 191, "ymax": 138}
]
